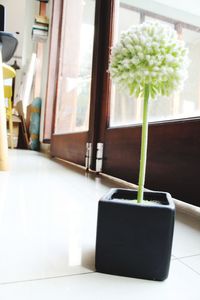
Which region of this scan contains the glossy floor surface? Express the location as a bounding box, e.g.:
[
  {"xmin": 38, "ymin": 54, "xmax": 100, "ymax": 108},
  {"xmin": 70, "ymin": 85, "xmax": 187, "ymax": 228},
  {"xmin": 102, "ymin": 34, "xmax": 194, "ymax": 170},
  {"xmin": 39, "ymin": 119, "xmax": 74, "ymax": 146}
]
[{"xmin": 0, "ymin": 150, "xmax": 200, "ymax": 299}]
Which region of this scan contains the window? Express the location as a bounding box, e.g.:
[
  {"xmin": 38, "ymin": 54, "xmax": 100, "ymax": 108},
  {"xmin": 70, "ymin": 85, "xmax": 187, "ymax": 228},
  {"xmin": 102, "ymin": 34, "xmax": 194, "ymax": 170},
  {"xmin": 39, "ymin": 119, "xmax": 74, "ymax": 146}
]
[
  {"xmin": 110, "ymin": 2, "xmax": 141, "ymax": 126},
  {"xmin": 110, "ymin": 1, "xmax": 200, "ymax": 127}
]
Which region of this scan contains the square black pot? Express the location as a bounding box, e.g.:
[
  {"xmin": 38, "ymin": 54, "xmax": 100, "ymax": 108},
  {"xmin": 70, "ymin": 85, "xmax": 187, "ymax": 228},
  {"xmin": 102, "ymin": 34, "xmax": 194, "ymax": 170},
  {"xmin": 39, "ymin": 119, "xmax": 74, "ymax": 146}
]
[{"xmin": 95, "ymin": 188, "xmax": 175, "ymax": 281}]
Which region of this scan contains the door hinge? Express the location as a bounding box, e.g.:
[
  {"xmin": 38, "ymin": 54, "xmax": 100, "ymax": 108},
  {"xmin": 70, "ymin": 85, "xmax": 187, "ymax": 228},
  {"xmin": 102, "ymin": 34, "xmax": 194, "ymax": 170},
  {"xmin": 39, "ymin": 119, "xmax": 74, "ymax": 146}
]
[
  {"xmin": 85, "ymin": 142, "xmax": 92, "ymax": 170},
  {"xmin": 96, "ymin": 142, "xmax": 104, "ymax": 173}
]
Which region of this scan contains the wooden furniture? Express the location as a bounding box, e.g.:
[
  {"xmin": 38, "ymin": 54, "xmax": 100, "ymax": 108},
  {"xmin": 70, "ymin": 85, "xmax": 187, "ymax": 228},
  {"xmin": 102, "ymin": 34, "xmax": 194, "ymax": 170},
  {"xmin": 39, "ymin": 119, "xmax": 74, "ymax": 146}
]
[
  {"xmin": 3, "ymin": 64, "xmax": 17, "ymax": 149},
  {"xmin": 2, "ymin": 66, "xmax": 16, "ymax": 151},
  {"xmin": 4, "ymin": 85, "xmax": 14, "ymax": 149},
  {"xmin": 0, "ymin": 32, "xmax": 17, "ymax": 170},
  {"xmin": 0, "ymin": 52, "xmax": 9, "ymax": 170}
]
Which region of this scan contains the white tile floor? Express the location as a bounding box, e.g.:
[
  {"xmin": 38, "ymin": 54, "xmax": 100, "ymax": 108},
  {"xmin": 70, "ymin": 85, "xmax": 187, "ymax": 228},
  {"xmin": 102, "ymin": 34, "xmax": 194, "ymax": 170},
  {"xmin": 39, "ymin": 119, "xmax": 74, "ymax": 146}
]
[{"xmin": 0, "ymin": 149, "xmax": 200, "ymax": 299}]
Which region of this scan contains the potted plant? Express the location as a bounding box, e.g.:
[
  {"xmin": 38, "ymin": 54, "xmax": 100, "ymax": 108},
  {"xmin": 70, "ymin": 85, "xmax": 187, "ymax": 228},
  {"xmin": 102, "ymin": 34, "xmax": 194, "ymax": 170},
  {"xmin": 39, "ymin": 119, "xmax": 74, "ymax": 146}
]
[{"xmin": 95, "ymin": 21, "xmax": 189, "ymax": 281}]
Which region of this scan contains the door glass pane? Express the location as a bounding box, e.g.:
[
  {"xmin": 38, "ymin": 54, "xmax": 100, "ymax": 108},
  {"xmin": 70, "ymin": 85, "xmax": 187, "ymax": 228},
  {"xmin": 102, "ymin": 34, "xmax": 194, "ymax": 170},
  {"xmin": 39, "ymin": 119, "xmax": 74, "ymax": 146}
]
[
  {"xmin": 55, "ymin": 0, "xmax": 95, "ymax": 134},
  {"xmin": 177, "ymin": 28, "xmax": 200, "ymax": 118},
  {"xmin": 110, "ymin": 2, "xmax": 200, "ymax": 127},
  {"xmin": 110, "ymin": 2, "xmax": 140, "ymax": 126}
]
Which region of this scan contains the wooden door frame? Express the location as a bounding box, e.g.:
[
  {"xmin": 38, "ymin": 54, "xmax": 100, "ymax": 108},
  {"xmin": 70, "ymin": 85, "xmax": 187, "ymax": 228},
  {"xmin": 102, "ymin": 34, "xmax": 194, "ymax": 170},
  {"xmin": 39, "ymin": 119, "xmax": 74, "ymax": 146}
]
[
  {"xmin": 50, "ymin": 0, "xmax": 88, "ymax": 165},
  {"xmin": 50, "ymin": 0, "xmax": 109, "ymax": 167},
  {"xmin": 50, "ymin": 0, "xmax": 115, "ymax": 167},
  {"xmin": 88, "ymin": 0, "xmax": 115, "ymax": 170},
  {"xmin": 43, "ymin": 0, "xmax": 64, "ymax": 142}
]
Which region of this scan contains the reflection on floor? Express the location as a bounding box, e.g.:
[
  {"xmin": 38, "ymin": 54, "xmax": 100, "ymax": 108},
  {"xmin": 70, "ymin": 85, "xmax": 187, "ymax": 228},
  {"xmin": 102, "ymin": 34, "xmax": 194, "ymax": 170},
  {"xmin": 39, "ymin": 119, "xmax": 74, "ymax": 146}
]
[{"xmin": 0, "ymin": 150, "xmax": 199, "ymax": 299}]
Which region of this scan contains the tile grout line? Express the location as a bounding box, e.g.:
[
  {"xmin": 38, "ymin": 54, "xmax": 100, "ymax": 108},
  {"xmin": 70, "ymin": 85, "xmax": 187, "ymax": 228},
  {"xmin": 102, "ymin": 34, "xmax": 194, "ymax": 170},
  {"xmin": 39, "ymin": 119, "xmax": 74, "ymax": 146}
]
[
  {"xmin": 177, "ymin": 258, "xmax": 200, "ymax": 276},
  {"xmin": 0, "ymin": 271, "xmax": 96, "ymax": 286},
  {"xmin": 174, "ymin": 253, "xmax": 200, "ymax": 260}
]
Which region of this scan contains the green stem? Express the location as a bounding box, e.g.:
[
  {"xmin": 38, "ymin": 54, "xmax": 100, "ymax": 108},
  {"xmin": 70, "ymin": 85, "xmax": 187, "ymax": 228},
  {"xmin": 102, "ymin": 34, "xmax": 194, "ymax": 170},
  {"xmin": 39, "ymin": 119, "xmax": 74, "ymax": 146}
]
[{"xmin": 137, "ymin": 84, "xmax": 150, "ymax": 203}]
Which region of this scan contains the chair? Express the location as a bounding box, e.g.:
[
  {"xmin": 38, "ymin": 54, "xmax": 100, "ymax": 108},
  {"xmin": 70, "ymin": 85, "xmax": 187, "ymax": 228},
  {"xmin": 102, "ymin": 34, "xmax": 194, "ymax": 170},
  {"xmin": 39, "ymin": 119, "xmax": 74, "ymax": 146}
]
[
  {"xmin": 3, "ymin": 65, "xmax": 16, "ymax": 149},
  {"xmin": 0, "ymin": 32, "xmax": 18, "ymax": 170},
  {"xmin": 4, "ymin": 85, "xmax": 14, "ymax": 149}
]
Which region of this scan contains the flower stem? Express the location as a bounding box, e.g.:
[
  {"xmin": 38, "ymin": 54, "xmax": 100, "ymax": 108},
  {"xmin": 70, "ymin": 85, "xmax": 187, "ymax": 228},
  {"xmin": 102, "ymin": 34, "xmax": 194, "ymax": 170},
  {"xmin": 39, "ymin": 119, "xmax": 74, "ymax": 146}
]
[{"xmin": 137, "ymin": 84, "xmax": 150, "ymax": 203}]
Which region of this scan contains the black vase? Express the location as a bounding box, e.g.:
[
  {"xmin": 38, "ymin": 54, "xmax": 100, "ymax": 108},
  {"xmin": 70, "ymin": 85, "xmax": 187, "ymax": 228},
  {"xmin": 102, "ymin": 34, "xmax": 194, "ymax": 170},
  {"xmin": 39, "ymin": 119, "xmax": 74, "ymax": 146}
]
[{"xmin": 95, "ymin": 188, "xmax": 175, "ymax": 281}]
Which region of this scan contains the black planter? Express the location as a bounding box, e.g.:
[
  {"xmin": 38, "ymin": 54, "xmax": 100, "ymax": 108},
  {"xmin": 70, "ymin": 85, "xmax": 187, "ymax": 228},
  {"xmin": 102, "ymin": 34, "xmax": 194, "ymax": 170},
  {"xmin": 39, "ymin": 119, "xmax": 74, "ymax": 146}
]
[{"xmin": 95, "ymin": 188, "xmax": 175, "ymax": 281}]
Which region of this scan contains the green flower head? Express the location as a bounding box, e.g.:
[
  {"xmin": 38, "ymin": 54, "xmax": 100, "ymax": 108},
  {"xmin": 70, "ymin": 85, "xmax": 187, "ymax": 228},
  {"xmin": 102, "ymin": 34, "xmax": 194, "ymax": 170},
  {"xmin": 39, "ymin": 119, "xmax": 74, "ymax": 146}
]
[{"xmin": 109, "ymin": 21, "xmax": 189, "ymax": 99}]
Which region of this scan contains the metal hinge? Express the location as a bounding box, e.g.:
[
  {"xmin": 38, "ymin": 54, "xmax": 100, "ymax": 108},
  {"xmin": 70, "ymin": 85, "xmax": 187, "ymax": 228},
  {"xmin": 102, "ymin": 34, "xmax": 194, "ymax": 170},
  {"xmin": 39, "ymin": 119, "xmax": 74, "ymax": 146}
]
[
  {"xmin": 96, "ymin": 142, "xmax": 104, "ymax": 173},
  {"xmin": 85, "ymin": 142, "xmax": 92, "ymax": 170}
]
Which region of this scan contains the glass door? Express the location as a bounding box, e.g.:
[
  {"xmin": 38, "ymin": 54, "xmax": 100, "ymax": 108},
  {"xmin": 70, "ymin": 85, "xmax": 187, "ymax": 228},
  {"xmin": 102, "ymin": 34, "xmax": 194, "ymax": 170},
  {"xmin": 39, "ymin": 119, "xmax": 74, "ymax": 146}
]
[
  {"xmin": 51, "ymin": 0, "xmax": 96, "ymax": 165},
  {"xmin": 50, "ymin": 0, "xmax": 200, "ymax": 206}
]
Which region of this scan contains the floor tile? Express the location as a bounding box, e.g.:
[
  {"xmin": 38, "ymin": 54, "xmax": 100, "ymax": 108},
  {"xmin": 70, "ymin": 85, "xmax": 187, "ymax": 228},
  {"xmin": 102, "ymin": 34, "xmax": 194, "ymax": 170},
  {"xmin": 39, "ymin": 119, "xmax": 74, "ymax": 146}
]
[
  {"xmin": 179, "ymin": 255, "xmax": 200, "ymax": 275},
  {"xmin": 172, "ymin": 211, "xmax": 200, "ymax": 258},
  {"xmin": 0, "ymin": 260, "xmax": 199, "ymax": 300}
]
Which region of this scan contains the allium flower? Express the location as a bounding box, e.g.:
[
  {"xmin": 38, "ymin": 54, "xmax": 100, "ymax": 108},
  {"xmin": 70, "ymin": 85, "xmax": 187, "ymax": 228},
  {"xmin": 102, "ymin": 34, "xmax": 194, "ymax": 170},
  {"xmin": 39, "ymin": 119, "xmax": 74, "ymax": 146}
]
[
  {"xmin": 109, "ymin": 21, "xmax": 189, "ymax": 204},
  {"xmin": 109, "ymin": 21, "xmax": 189, "ymax": 99}
]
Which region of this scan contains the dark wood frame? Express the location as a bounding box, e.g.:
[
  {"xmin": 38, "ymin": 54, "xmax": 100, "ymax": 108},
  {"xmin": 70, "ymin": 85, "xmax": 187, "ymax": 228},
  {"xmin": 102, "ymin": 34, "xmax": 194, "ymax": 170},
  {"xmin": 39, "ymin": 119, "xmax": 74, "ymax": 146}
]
[{"xmin": 88, "ymin": 0, "xmax": 115, "ymax": 169}]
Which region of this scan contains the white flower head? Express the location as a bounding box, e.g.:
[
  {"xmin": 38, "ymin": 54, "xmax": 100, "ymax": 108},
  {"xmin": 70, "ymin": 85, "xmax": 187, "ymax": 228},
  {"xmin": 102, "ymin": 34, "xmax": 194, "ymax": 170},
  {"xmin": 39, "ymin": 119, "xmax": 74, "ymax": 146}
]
[{"xmin": 109, "ymin": 21, "xmax": 189, "ymax": 99}]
